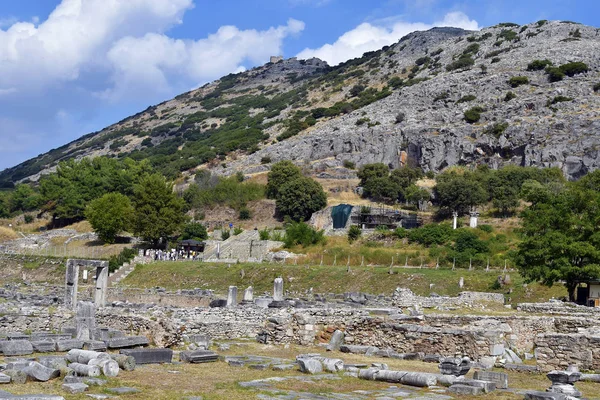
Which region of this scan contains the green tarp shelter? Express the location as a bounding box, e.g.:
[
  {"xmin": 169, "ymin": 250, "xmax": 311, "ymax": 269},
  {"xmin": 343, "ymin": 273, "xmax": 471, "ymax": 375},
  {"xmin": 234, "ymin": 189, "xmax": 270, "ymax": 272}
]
[{"xmin": 331, "ymin": 204, "xmax": 353, "ymax": 229}]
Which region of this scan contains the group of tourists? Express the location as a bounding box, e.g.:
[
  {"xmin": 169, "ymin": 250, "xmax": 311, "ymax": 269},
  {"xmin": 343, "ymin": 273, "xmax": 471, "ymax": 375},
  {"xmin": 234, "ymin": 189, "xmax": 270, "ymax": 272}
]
[{"xmin": 144, "ymin": 249, "xmax": 202, "ymax": 261}]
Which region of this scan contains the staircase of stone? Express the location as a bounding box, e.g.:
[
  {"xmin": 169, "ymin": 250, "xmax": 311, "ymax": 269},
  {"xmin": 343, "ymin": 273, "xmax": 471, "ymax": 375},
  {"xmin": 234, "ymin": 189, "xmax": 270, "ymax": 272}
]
[
  {"xmin": 108, "ymin": 262, "xmax": 135, "ymax": 286},
  {"xmin": 203, "ymin": 230, "xmax": 261, "ymax": 262}
]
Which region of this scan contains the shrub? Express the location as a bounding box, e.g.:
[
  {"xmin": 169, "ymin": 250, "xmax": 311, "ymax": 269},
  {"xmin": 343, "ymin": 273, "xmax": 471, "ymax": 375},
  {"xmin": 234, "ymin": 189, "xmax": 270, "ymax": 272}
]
[
  {"xmin": 545, "ymin": 67, "xmax": 565, "ymax": 82},
  {"xmin": 266, "ymin": 161, "xmax": 302, "ymax": 199},
  {"xmin": 239, "ymin": 207, "xmax": 252, "ymax": 220},
  {"xmin": 478, "ymin": 224, "xmax": 494, "ymax": 233},
  {"xmin": 284, "ymin": 221, "xmax": 325, "ymax": 248},
  {"xmin": 360, "ymin": 206, "xmax": 371, "ymax": 215},
  {"xmin": 559, "ymin": 62, "xmax": 588, "ymax": 77},
  {"xmin": 24, "ymin": 214, "xmax": 34, "ymax": 224},
  {"xmin": 463, "ymin": 43, "xmax": 480, "ymax": 56},
  {"xmin": 233, "ymin": 227, "xmax": 243, "ymax": 236},
  {"xmin": 464, "ymin": 106, "xmax": 486, "ymax": 124},
  {"xmin": 415, "ymin": 56, "xmax": 431, "ymax": 66},
  {"xmin": 356, "ymin": 117, "xmax": 370, "ymax": 126},
  {"xmin": 108, "ymin": 248, "xmax": 136, "ymax": 273},
  {"xmin": 259, "ymin": 228, "xmax": 270, "ymax": 240},
  {"xmin": 221, "ymin": 230, "xmax": 230, "ymax": 240},
  {"xmin": 485, "ymin": 122, "xmax": 509, "ymax": 138},
  {"xmin": 343, "ymin": 160, "xmax": 356, "ymax": 169},
  {"xmin": 594, "ymin": 83, "xmax": 600, "ymax": 92},
  {"xmin": 527, "ymin": 59, "xmax": 553, "ymax": 71},
  {"xmin": 456, "ymin": 95, "xmax": 476, "ymax": 104},
  {"xmin": 508, "ymin": 76, "xmax": 529, "ymax": 88},
  {"xmin": 193, "ymin": 210, "xmax": 205, "ymax": 221},
  {"xmin": 497, "ymin": 29, "xmax": 518, "ymax": 41},
  {"xmin": 504, "ymin": 91, "xmax": 517, "ymax": 101},
  {"xmin": 394, "ymin": 227, "xmax": 407, "ymax": 239},
  {"xmin": 408, "ymin": 223, "xmax": 453, "ymax": 246},
  {"xmin": 395, "ymin": 112, "xmax": 406, "ymax": 124},
  {"xmin": 276, "ymin": 177, "xmax": 327, "ymax": 222},
  {"xmin": 536, "ymin": 20, "xmax": 548, "ymax": 27},
  {"xmin": 546, "ymin": 96, "xmax": 573, "ymax": 107},
  {"xmin": 181, "ymin": 221, "xmax": 208, "ymax": 241},
  {"xmin": 491, "ymin": 57, "xmax": 501, "ymax": 64},
  {"xmin": 433, "ymin": 91, "xmax": 450, "ymax": 102},
  {"xmin": 348, "ymin": 225, "xmax": 362, "ymax": 243},
  {"xmin": 260, "ymin": 156, "xmax": 271, "ymax": 164},
  {"xmin": 446, "ymin": 55, "xmax": 474, "ymax": 72}
]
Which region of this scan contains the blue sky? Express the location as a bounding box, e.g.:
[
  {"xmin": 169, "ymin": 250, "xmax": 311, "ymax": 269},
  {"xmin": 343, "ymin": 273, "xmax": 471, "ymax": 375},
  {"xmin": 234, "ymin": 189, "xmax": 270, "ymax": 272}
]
[{"xmin": 0, "ymin": 0, "xmax": 597, "ymax": 172}]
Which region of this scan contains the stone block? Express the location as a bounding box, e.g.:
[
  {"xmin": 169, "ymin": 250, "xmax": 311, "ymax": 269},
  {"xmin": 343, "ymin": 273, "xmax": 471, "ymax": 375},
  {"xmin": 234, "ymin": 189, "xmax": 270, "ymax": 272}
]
[
  {"xmin": 30, "ymin": 341, "xmax": 56, "ymax": 353},
  {"xmin": 448, "ymin": 384, "xmax": 484, "ymax": 395},
  {"xmin": 489, "ymin": 343, "xmax": 504, "ymax": 356},
  {"xmin": 523, "ymin": 391, "xmax": 567, "ymax": 400},
  {"xmin": 339, "ymin": 345, "xmax": 378, "ymax": 354},
  {"xmin": 0, "ymin": 374, "xmax": 9, "ymax": 384},
  {"xmin": 23, "ymin": 362, "xmax": 60, "ymax": 382},
  {"xmin": 4, "ymin": 370, "xmax": 26, "ymax": 384},
  {"xmin": 1, "ymin": 341, "xmax": 33, "ymax": 356},
  {"xmin": 473, "ymin": 370, "xmax": 508, "ymax": 389},
  {"xmin": 106, "ymin": 336, "xmax": 149, "ymax": 349},
  {"xmin": 326, "ymin": 330, "xmax": 344, "ymax": 352},
  {"xmin": 62, "ymin": 382, "xmax": 88, "ymax": 394},
  {"xmin": 297, "ymin": 358, "xmax": 322, "ymax": 374},
  {"xmin": 547, "ymin": 370, "xmax": 581, "ymax": 384},
  {"xmin": 179, "ymin": 350, "xmax": 218, "ymax": 363},
  {"xmin": 504, "ymin": 363, "xmax": 538, "ymax": 373},
  {"xmin": 83, "ymin": 341, "xmax": 107, "ymax": 351},
  {"xmin": 461, "ymin": 378, "xmax": 496, "ymax": 393},
  {"xmin": 439, "ymin": 356, "xmax": 471, "ymax": 376},
  {"xmin": 55, "ymin": 339, "xmax": 84, "ymax": 352},
  {"xmin": 120, "ymin": 348, "xmax": 173, "ymax": 364}
]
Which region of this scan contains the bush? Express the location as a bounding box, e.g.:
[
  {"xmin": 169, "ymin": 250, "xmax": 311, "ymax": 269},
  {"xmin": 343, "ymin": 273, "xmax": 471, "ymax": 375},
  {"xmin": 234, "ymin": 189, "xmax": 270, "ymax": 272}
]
[
  {"xmin": 233, "ymin": 227, "xmax": 243, "ymax": 235},
  {"xmin": 194, "ymin": 210, "xmax": 205, "ymax": 221},
  {"xmin": 446, "ymin": 55, "xmax": 474, "ymax": 72},
  {"xmin": 559, "ymin": 62, "xmax": 589, "ymax": 77},
  {"xmin": 464, "ymin": 106, "xmax": 486, "ymax": 123},
  {"xmin": 497, "ymin": 29, "xmax": 518, "ymax": 41},
  {"xmin": 276, "ymin": 177, "xmax": 327, "ymax": 221},
  {"xmin": 485, "ymin": 122, "xmax": 509, "ymax": 138},
  {"xmin": 221, "ymin": 230, "xmax": 230, "ymax": 240},
  {"xmin": 395, "ymin": 112, "xmax": 406, "ymax": 124},
  {"xmin": 478, "ymin": 224, "xmax": 494, "ymax": 233},
  {"xmin": 504, "ymin": 91, "xmax": 517, "ymax": 101},
  {"xmin": 527, "ymin": 59, "xmax": 553, "ymax": 71},
  {"xmin": 408, "ymin": 224, "xmax": 453, "ymax": 246},
  {"xmin": 24, "ymin": 215, "xmax": 34, "ymax": 224},
  {"xmin": 239, "ymin": 207, "xmax": 252, "ymax": 220},
  {"xmin": 343, "ymin": 160, "xmax": 356, "ymax": 169},
  {"xmin": 284, "ymin": 221, "xmax": 325, "ymax": 248},
  {"xmin": 545, "ymin": 67, "xmax": 565, "ymax": 82},
  {"xmin": 508, "ymin": 76, "xmax": 529, "ymax": 88},
  {"xmin": 260, "ymin": 156, "xmax": 271, "ymax": 164},
  {"xmin": 547, "ymin": 96, "xmax": 573, "ymax": 107},
  {"xmin": 180, "ymin": 221, "xmax": 208, "ymax": 241},
  {"xmin": 491, "ymin": 57, "xmax": 501, "ymax": 63},
  {"xmin": 259, "ymin": 228, "xmax": 270, "ymax": 240},
  {"xmin": 394, "ymin": 227, "xmax": 407, "ymax": 239},
  {"xmin": 108, "ymin": 248, "xmax": 136, "ymax": 273},
  {"xmin": 456, "ymin": 95, "xmax": 476, "ymax": 104},
  {"xmin": 347, "ymin": 225, "xmax": 362, "ymax": 243}
]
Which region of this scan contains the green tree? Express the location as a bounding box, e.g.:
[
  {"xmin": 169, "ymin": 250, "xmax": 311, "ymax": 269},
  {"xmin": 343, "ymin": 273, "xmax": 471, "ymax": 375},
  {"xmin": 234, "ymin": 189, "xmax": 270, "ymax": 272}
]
[
  {"xmin": 10, "ymin": 184, "xmax": 42, "ymax": 213},
  {"xmin": 516, "ymin": 187, "xmax": 600, "ymax": 301},
  {"xmin": 357, "ymin": 163, "xmax": 389, "ymax": 186},
  {"xmin": 362, "ymin": 177, "xmax": 401, "ymax": 203},
  {"xmin": 348, "ymin": 225, "xmax": 362, "ymax": 243},
  {"xmin": 85, "ymin": 193, "xmax": 133, "ymax": 243},
  {"xmin": 390, "ymin": 167, "xmax": 423, "ymax": 189},
  {"xmin": 180, "ymin": 221, "xmax": 208, "ymax": 241},
  {"xmin": 276, "ymin": 177, "xmax": 327, "ymax": 221},
  {"xmin": 284, "ymin": 221, "xmax": 325, "ymax": 247},
  {"xmin": 405, "ymin": 185, "xmax": 430, "ymax": 210},
  {"xmin": 266, "ymin": 161, "xmax": 302, "ymax": 199},
  {"xmin": 434, "ymin": 173, "xmax": 487, "ymax": 215},
  {"xmin": 132, "ymin": 174, "xmax": 185, "ymax": 247}
]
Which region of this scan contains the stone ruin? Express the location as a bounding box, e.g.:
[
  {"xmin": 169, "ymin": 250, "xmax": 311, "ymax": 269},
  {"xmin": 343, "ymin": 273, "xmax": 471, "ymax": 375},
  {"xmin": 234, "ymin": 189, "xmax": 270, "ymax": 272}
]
[{"xmin": 1, "ymin": 262, "xmax": 600, "ymax": 398}]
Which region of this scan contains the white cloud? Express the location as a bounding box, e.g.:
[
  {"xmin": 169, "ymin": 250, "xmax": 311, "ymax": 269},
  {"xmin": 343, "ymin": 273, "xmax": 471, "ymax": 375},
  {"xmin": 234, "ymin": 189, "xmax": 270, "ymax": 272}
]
[
  {"xmin": 297, "ymin": 11, "xmax": 479, "ymax": 65},
  {"xmin": 102, "ymin": 18, "xmax": 305, "ymax": 100},
  {"xmin": 0, "ymin": 0, "xmax": 305, "ymax": 170}
]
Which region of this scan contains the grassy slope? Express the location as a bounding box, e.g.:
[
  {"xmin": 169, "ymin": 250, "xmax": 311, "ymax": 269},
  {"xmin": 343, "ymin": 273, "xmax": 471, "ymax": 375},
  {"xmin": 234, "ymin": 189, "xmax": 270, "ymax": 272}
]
[{"xmin": 123, "ymin": 262, "xmax": 565, "ymax": 305}]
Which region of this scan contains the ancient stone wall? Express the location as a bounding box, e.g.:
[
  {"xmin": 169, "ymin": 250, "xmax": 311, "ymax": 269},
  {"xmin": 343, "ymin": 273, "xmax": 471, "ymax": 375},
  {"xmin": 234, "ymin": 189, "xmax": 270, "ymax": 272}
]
[{"xmin": 534, "ymin": 333, "xmax": 600, "ymax": 371}]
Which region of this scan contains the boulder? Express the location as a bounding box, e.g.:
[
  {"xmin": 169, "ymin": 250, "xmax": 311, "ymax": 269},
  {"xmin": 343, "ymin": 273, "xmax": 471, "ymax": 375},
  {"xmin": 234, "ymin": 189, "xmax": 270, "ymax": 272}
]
[
  {"xmin": 297, "ymin": 358, "xmax": 322, "ymax": 374},
  {"xmin": 22, "ymin": 362, "xmax": 60, "ymax": 382}
]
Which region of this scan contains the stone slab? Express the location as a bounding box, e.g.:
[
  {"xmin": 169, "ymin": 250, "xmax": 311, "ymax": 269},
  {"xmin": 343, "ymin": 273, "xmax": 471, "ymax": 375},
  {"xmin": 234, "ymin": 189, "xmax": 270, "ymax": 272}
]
[
  {"xmin": 179, "ymin": 351, "xmax": 218, "ymax": 364},
  {"xmin": 1, "ymin": 341, "xmax": 33, "ymax": 356},
  {"xmin": 62, "ymin": 383, "xmax": 88, "ymax": 394},
  {"xmin": 447, "ymin": 384, "xmax": 483, "ymax": 395},
  {"xmin": 120, "ymin": 349, "xmax": 173, "ymax": 364},
  {"xmin": 106, "ymin": 336, "xmax": 149, "ymax": 349},
  {"xmin": 55, "ymin": 340, "xmax": 84, "ymax": 352},
  {"xmin": 473, "ymin": 371, "xmax": 508, "ymax": 389},
  {"xmin": 523, "ymin": 391, "xmax": 567, "ymax": 400},
  {"xmin": 30, "ymin": 341, "xmax": 56, "ymax": 353}
]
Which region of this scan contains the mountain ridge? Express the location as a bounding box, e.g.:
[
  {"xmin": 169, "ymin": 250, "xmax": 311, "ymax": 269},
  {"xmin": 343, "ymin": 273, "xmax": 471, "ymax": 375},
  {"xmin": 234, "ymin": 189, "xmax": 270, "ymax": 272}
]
[{"xmin": 2, "ymin": 19, "xmax": 600, "ymax": 183}]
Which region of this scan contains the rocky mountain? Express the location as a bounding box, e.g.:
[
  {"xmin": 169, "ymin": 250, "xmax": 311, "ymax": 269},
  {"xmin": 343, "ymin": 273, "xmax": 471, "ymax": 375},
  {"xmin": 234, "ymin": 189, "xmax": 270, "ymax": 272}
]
[{"xmin": 2, "ymin": 20, "xmax": 600, "ymax": 183}]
